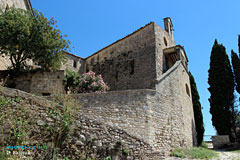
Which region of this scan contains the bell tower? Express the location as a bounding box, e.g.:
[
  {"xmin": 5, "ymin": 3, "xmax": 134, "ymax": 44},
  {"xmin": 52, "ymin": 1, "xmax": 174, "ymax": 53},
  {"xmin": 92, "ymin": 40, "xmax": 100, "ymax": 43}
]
[{"xmin": 164, "ymin": 17, "xmax": 174, "ymax": 42}]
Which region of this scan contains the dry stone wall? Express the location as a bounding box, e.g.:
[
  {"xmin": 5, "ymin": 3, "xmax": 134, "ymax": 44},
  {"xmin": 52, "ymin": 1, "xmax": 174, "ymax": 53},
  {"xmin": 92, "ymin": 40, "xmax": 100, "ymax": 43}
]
[
  {"xmin": 69, "ymin": 113, "xmax": 165, "ymax": 159},
  {"xmin": 0, "ymin": 86, "xmax": 165, "ymax": 159},
  {"xmin": 75, "ymin": 62, "xmax": 196, "ymax": 155},
  {"xmin": 1, "ymin": 70, "xmax": 65, "ymax": 96},
  {"xmin": 75, "ymin": 89, "xmax": 156, "ymax": 146}
]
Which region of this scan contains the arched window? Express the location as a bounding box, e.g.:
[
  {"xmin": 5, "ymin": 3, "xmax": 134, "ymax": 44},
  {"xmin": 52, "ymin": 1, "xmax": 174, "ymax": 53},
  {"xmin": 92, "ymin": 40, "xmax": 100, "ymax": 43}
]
[{"xmin": 186, "ymin": 83, "xmax": 190, "ymax": 97}]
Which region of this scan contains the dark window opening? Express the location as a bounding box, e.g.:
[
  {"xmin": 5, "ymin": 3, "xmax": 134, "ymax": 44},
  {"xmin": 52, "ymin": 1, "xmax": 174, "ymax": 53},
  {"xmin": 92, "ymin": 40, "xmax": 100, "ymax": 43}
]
[
  {"xmin": 42, "ymin": 93, "xmax": 51, "ymax": 96},
  {"xmin": 186, "ymin": 84, "xmax": 190, "ymax": 97},
  {"xmin": 73, "ymin": 60, "xmax": 77, "ymax": 68},
  {"xmin": 129, "ymin": 60, "xmax": 135, "ymax": 75},
  {"xmin": 163, "ymin": 52, "xmax": 178, "ymax": 73},
  {"xmin": 164, "ymin": 37, "xmax": 168, "ymax": 46}
]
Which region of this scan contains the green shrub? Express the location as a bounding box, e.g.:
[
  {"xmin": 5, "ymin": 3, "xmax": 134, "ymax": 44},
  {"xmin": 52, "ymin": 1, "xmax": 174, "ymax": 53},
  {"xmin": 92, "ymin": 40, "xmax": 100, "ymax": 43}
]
[
  {"xmin": 170, "ymin": 148, "xmax": 186, "ymax": 158},
  {"xmin": 0, "ymin": 93, "xmax": 80, "ymax": 159},
  {"xmin": 64, "ymin": 69, "xmax": 80, "ymax": 93},
  {"xmin": 171, "ymin": 147, "xmax": 218, "ymax": 159},
  {"xmin": 104, "ymin": 156, "xmax": 111, "ymax": 160},
  {"xmin": 233, "ymin": 150, "xmax": 240, "ymax": 153},
  {"xmin": 199, "ymin": 142, "xmax": 208, "ymax": 148},
  {"xmin": 186, "ymin": 147, "xmax": 218, "ymax": 159}
]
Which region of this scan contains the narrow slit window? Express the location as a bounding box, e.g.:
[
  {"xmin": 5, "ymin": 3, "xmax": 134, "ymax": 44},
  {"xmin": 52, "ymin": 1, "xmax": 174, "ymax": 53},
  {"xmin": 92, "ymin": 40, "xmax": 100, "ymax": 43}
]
[
  {"xmin": 186, "ymin": 83, "xmax": 190, "ymax": 97},
  {"xmin": 73, "ymin": 60, "xmax": 77, "ymax": 68}
]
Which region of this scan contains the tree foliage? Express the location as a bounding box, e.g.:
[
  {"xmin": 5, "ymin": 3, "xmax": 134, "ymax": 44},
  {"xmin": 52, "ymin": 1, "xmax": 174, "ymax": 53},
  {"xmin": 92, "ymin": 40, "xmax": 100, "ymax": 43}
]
[
  {"xmin": 0, "ymin": 8, "xmax": 70, "ymax": 71},
  {"xmin": 231, "ymin": 35, "xmax": 240, "ymax": 95},
  {"xmin": 189, "ymin": 72, "xmax": 204, "ymax": 146},
  {"xmin": 231, "ymin": 50, "xmax": 240, "ymax": 94},
  {"xmin": 230, "ymin": 35, "xmax": 240, "ymax": 141},
  {"xmin": 64, "ymin": 69, "xmax": 81, "ymax": 93},
  {"xmin": 208, "ymin": 39, "xmax": 235, "ymax": 136}
]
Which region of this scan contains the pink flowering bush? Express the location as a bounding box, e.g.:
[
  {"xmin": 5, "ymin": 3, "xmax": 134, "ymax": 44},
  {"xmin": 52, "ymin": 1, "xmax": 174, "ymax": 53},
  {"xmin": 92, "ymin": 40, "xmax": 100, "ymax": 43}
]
[
  {"xmin": 77, "ymin": 71, "xmax": 110, "ymax": 93},
  {"xmin": 64, "ymin": 70, "xmax": 110, "ymax": 93}
]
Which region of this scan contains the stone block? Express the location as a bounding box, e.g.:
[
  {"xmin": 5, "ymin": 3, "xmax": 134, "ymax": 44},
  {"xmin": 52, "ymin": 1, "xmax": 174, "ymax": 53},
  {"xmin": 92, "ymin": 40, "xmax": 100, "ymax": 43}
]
[{"xmin": 212, "ymin": 135, "xmax": 230, "ymax": 149}]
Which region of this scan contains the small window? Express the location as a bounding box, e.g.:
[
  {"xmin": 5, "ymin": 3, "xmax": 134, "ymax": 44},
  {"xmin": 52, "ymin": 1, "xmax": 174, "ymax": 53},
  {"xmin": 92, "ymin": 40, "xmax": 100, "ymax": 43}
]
[
  {"xmin": 129, "ymin": 60, "xmax": 134, "ymax": 75},
  {"xmin": 164, "ymin": 37, "xmax": 168, "ymax": 46},
  {"xmin": 186, "ymin": 83, "xmax": 190, "ymax": 97},
  {"xmin": 73, "ymin": 60, "xmax": 77, "ymax": 68},
  {"xmin": 42, "ymin": 93, "xmax": 51, "ymax": 96}
]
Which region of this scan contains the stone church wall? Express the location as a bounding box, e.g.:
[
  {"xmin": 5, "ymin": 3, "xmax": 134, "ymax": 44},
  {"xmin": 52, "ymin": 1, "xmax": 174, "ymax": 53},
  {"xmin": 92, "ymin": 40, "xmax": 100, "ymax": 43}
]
[
  {"xmin": 156, "ymin": 61, "xmax": 197, "ymax": 148},
  {"xmin": 75, "ymin": 61, "xmax": 196, "ymax": 154},
  {"xmin": 154, "ymin": 23, "xmax": 176, "ymax": 79},
  {"xmin": 85, "ymin": 23, "xmax": 157, "ymax": 91}
]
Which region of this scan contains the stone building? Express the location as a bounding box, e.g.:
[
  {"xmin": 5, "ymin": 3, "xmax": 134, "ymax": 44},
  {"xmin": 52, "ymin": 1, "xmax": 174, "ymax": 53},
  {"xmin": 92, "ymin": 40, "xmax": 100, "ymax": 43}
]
[
  {"xmin": 0, "ymin": 0, "xmax": 197, "ymax": 158},
  {"xmin": 73, "ymin": 18, "xmax": 197, "ymax": 156},
  {"xmin": 60, "ymin": 51, "xmax": 85, "ymax": 73}
]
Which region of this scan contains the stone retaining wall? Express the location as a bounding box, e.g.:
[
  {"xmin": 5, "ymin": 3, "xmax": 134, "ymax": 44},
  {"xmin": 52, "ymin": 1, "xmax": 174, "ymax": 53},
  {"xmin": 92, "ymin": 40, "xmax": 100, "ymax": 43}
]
[
  {"xmin": 0, "ymin": 70, "xmax": 64, "ymax": 96},
  {"xmin": 0, "ymin": 86, "xmax": 164, "ymax": 159},
  {"xmin": 75, "ymin": 61, "xmax": 197, "ymax": 154}
]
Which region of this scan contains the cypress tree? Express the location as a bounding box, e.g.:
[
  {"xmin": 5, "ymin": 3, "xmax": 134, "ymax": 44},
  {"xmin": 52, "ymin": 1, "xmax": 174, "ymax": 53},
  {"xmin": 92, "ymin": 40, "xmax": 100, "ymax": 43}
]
[
  {"xmin": 238, "ymin": 35, "xmax": 240, "ymax": 54},
  {"xmin": 230, "ymin": 35, "xmax": 240, "ymax": 140},
  {"xmin": 208, "ymin": 39, "xmax": 235, "ymax": 136},
  {"xmin": 189, "ymin": 72, "xmax": 205, "ymax": 146},
  {"xmin": 231, "ymin": 50, "xmax": 240, "ymax": 94}
]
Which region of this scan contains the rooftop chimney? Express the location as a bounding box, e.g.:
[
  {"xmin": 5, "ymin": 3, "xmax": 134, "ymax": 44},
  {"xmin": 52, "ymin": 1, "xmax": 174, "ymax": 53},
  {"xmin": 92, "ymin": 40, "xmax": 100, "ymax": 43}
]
[{"xmin": 164, "ymin": 17, "xmax": 174, "ymax": 41}]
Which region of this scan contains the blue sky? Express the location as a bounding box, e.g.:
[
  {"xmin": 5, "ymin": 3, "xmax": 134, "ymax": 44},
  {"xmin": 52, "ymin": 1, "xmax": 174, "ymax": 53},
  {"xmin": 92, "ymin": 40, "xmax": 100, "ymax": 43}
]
[{"xmin": 31, "ymin": 0, "xmax": 240, "ymax": 139}]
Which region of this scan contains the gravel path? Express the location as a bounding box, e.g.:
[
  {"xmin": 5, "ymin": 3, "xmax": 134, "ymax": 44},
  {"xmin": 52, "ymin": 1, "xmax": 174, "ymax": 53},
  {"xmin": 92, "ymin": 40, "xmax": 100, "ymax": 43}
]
[
  {"xmin": 166, "ymin": 150, "xmax": 240, "ymax": 160},
  {"xmin": 212, "ymin": 150, "xmax": 240, "ymax": 160}
]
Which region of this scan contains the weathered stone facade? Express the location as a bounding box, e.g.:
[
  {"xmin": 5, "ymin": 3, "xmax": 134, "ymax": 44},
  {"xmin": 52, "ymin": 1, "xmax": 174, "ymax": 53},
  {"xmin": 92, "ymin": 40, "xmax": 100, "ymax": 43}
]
[
  {"xmin": 75, "ymin": 61, "xmax": 197, "ymax": 156},
  {"xmin": 63, "ymin": 19, "xmax": 189, "ymax": 92},
  {"xmin": 84, "ymin": 23, "xmax": 156, "ymax": 90},
  {"xmin": 60, "ymin": 51, "xmax": 85, "ymax": 73},
  {"xmin": 2, "ymin": 70, "xmax": 64, "ymax": 96}
]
